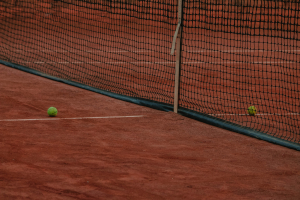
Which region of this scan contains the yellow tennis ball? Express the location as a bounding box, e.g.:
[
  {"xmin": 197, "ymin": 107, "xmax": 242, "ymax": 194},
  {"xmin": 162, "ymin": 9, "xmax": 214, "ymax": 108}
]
[
  {"xmin": 47, "ymin": 107, "xmax": 58, "ymax": 117},
  {"xmin": 247, "ymin": 106, "xmax": 257, "ymax": 116}
]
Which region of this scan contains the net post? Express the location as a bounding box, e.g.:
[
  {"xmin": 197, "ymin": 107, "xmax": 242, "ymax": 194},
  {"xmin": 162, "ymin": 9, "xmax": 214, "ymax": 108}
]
[{"xmin": 173, "ymin": 0, "xmax": 183, "ymax": 113}]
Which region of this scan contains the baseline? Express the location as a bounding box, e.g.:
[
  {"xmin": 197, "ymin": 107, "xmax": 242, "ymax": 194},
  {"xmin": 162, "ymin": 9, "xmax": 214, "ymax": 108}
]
[{"xmin": 0, "ymin": 115, "xmax": 145, "ymax": 122}]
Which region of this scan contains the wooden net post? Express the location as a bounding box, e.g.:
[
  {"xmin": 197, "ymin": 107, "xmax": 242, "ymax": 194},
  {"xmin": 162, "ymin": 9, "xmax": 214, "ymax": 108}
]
[{"xmin": 171, "ymin": 0, "xmax": 183, "ymax": 113}]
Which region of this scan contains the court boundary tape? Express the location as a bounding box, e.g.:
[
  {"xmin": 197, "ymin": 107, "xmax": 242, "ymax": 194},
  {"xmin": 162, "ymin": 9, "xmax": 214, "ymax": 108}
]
[
  {"xmin": 1, "ymin": 60, "xmax": 299, "ymax": 151},
  {"xmin": 0, "ymin": 115, "xmax": 144, "ymax": 122}
]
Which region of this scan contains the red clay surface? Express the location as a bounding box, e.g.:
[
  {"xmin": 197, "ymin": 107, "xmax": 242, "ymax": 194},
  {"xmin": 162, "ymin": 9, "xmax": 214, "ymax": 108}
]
[{"xmin": 1, "ymin": 64, "xmax": 300, "ymax": 199}]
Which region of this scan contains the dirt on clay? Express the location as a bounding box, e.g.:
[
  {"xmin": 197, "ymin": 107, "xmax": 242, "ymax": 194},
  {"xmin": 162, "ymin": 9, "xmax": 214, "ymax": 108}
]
[{"xmin": 0, "ymin": 64, "xmax": 299, "ymax": 200}]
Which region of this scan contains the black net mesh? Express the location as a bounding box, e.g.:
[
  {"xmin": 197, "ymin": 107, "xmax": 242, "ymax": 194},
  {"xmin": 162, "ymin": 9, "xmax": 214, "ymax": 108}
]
[
  {"xmin": 0, "ymin": 0, "xmax": 177, "ymax": 104},
  {"xmin": 181, "ymin": 0, "xmax": 300, "ymax": 143},
  {"xmin": 0, "ymin": 0, "xmax": 299, "ymax": 144}
]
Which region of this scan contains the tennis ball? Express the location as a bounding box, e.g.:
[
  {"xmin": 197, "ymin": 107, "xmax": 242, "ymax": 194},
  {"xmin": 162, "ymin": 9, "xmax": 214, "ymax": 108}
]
[
  {"xmin": 47, "ymin": 107, "xmax": 58, "ymax": 117},
  {"xmin": 247, "ymin": 106, "xmax": 257, "ymax": 116}
]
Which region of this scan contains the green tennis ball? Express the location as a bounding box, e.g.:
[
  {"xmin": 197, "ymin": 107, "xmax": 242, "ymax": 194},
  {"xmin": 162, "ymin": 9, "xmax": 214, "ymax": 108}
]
[
  {"xmin": 47, "ymin": 107, "xmax": 58, "ymax": 117},
  {"xmin": 247, "ymin": 106, "xmax": 257, "ymax": 116}
]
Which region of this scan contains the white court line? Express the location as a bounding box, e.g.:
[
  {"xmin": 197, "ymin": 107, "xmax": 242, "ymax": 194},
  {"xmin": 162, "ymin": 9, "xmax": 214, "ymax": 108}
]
[
  {"xmin": 12, "ymin": 50, "xmax": 156, "ymax": 53},
  {"xmin": 22, "ymin": 61, "xmax": 299, "ymax": 65},
  {"xmin": 209, "ymin": 113, "xmax": 299, "ymax": 116},
  {"xmin": 0, "ymin": 115, "xmax": 144, "ymax": 122}
]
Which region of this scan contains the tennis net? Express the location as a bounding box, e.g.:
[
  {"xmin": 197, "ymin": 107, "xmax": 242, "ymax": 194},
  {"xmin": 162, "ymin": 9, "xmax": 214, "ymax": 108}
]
[
  {"xmin": 180, "ymin": 0, "xmax": 299, "ymax": 144},
  {"xmin": 0, "ymin": 0, "xmax": 299, "ymax": 147}
]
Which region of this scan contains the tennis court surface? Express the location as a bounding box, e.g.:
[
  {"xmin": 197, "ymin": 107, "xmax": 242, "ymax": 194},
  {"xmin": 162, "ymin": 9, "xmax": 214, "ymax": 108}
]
[
  {"xmin": 1, "ymin": 0, "xmax": 300, "ymax": 199},
  {"xmin": 1, "ymin": 64, "xmax": 300, "ymax": 199}
]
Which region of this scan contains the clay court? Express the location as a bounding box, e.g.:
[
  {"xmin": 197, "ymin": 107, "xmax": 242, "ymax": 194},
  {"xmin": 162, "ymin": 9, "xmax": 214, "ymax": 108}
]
[
  {"xmin": 1, "ymin": 0, "xmax": 300, "ymax": 199},
  {"xmin": 1, "ymin": 64, "xmax": 300, "ymax": 199}
]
